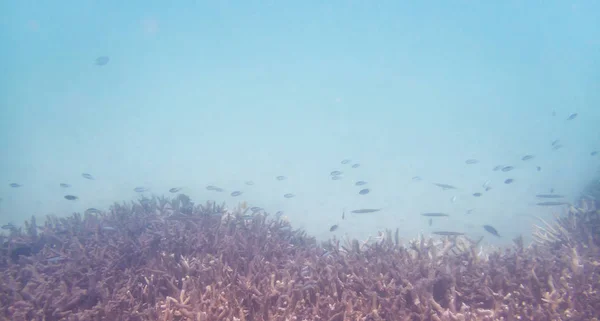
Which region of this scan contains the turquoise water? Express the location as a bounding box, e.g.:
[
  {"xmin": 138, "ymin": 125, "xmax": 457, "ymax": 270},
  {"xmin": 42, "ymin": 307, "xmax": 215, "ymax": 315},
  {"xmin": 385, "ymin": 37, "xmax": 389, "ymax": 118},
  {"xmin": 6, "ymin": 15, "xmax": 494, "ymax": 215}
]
[{"xmin": 1, "ymin": 1, "xmax": 599, "ymax": 245}]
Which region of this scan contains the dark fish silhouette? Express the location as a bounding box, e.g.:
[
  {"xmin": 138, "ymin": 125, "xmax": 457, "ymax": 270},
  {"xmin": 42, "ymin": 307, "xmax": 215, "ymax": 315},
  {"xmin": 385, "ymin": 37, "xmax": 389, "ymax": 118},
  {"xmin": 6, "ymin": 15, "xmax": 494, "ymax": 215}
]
[
  {"xmin": 95, "ymin": 56, "xmax": 110, "ymax": 66},
  {"xmin": 504, "ymin": 179, "xmax": 514, "ymax": 184},
  {"xmin": 501, "ymin": 166, "xmax": 514, "ymax": 172},
  {"xmin": 434, "ymin": 183, "xmax": 457, "ymax": 190},
  {"xmin": 473, "ymin": 193, "xmax": 482, "ymax": 197},
  {"xmin": 329, "ymin": 224, "xmax": 339, "ymax": 232},
  {"xmin": 536, "ymin": 166, "xmax": 541, "ymax": 171},
  {"xmin": 465, "ymin": 159, "xmax": 479, "ymax": 164},
  {"xmin": 433, "ymin": 231, "xmax": 464, "ymax": 236},
  {"xmin": 420, "ymin": 213, "xmax": 449, "ymax": 217},
  {"xmin": 428, "ymin": 218, "xmax": 432, "ymax": 226},
  {"xmin": 331, "ymin": 175, "xmax": 343, "ymax": 180},
  {"xmin": 359, "ymin": 188, "xmax": 370, "ymax": 195},
  {"xmin": 206, "ymin": 186, "xmax": 224, "ymax": 192},
  {"xmin": 85, "ymin": 208, "xmax": 101, "ymax": 214},
  {"xmin": 283, "ymin": 193, "xmax": 295, "ymax": 198},
  {"xmin": 351, "ymin": 208, "xmax": 381, "ymax": 214},
  {"xmin": 492, "ymin": 165, "xmax": 504, "ymax": 171},
  {"xmin": 81, "ymin": 173, "xmax": 95, "ymax": 180},
  {"xmin": 1, "ymin": 223, "xmax": 17, "ymax": 231},
  {"xmin": 412, "ymin": 176, "xmax": 422, "ymax": 181},
  {"xmin": 352, "ymin": 163, "xmax": 360, "ymax": 168},
  {"xmin": 330, "ymin": 171, "xmax": 343, "ymax": 176},
  {"xmin": 169, "ymin": 187, "xmax": 182, "ymax": 193},
  {"xmin": 535, "ymin": 194, "xmax": 564, "ymax": 199},
  {"xmin": 230, "ymin": 191, "xmax": 242, "ymax": 197},
  {"xmin": 536, "ymin": 201, "xmax": 569, "ymax": 206},
  {"xmin": 64, "ymin": 195, "xmax": 78, "ymax": 200},
  {"xmin": 591, "ymin": 151, "xmax": 598, "ymax": 156},
  {"xmin": 245, "ymin": 181, "xmax": 255, "ymax": 186},
  {"xmin": 566, "ymin": 113, "xmax": 578, "ymax": 120},
  {"xmin": 341, "ymin": 159, "xmax": 351, "ymax": 164},
  {"xmin": 355, "ymin": 181, "xmax": 367, "ymax": 186},
  {"xmin": 9, "ymin": 183, "xmax": 21, "ymax": 188},
  {"xmin": 134, "ymin": 187, "xmax": 149, "ymax": 193},
  {"xmin": 521, "ymin": 155, "xmax": 534, "ymax": 161},
  {"xmin": 60, "ymin": 183, "xmax": 71, "ymax": 188},
  {"xmin": 483, "ymin": 225, "xmax": 500, "ymax": 237}
]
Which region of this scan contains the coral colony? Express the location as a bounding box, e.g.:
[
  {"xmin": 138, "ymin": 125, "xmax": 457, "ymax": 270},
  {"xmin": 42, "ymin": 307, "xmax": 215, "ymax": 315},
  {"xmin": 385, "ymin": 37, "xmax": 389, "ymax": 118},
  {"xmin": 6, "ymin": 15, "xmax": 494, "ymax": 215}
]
[{"xmin": 1, "ymin": 193, "xmax": 599, "ymax": 321}]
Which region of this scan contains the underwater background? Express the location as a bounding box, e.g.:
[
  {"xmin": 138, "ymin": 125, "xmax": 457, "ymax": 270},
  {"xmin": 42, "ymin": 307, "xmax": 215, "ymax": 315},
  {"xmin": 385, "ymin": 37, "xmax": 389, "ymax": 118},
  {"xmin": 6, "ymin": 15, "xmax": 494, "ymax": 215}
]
[{"xmin": 1, "ymin": 1, "xmax": 600, "ymax": 246}]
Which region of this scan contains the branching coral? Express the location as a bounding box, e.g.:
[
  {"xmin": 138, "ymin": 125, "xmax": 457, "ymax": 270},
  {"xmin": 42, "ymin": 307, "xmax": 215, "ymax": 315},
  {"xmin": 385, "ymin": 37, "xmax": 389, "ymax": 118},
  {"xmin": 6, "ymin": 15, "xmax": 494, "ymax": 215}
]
[{"xmin": 0, "ymin": 195, "xmax": 599, "ymax": 320}]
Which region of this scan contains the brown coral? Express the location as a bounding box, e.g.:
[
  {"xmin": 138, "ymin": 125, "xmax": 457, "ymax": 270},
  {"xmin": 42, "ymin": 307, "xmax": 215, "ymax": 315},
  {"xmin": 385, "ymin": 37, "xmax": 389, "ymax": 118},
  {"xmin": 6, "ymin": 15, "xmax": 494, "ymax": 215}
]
[{"xmin": 0, "ymin": 195, "xmax": 599, "ymax": 321}]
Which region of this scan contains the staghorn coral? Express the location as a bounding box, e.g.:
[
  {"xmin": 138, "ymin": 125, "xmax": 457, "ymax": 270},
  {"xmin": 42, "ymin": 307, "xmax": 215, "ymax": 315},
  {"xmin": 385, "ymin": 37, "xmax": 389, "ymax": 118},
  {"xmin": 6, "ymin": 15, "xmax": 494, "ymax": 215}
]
[{"xmin": 0, "ymin": 194, "xmax": 599, "ymax": 321}]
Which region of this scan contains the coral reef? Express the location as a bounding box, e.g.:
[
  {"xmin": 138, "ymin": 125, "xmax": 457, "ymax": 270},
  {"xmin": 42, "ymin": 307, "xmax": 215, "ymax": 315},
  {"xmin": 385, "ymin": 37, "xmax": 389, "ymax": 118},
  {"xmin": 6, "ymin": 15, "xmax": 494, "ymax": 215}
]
[{"xmin": 0, "ymin": 194, "xmax": 599, "ymax": 321}]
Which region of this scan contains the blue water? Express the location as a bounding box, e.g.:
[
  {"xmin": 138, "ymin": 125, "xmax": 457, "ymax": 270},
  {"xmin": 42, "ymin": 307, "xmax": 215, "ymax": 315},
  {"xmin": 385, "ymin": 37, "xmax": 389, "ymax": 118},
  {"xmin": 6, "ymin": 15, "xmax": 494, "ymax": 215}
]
[{"xmin": 1, "ymin": 1, "xmax": 599, "ymax": 245}]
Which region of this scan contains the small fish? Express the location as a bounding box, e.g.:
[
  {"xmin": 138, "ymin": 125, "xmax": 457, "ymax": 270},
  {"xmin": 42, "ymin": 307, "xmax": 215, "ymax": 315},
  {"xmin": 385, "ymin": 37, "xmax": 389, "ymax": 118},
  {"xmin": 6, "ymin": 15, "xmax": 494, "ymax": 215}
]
[
  {"xmin": 521, "ymin": 155, "xmax": 534, "ymax": 161},
  {"xmin": 566, "ymin": 113, "xmax": 578, "ymax": 121},
  {"xmin": 95, "ymin": 56, "xmax": 110, "ymax": 66},
  {"xmin": 1, "ymin": 223, "xmax": 17, "ymax": 231},
  {"xmin": 331, "ymin": 175, "xmax": 343, "ymax": 180},
  {"xmin": 504, "ymin": 179, "xmax": 514, "ymax": 184},
  {"xmin": 275, "ymin": 211, "xmax": 284, "ymax": 219},
  {"xmin": 276, "ymin": 176, "xmax": 287, "ymax": 181},
  {"xmin": 134, "ymin": 187, "xmax": 149, "ymax": 193},
  {"xmin": 434, "ymin": 183, "xmax": 457, "ymax": 190},
  {"xmin": 169, "ymin": 187, "xmax": 182, "ymax": 193},
  {"xmin": 64, "ymin": 195, "xmax": 79, "ymax": 201},
  {"xmin": 482, "ymin": 180, "xmax": 491, "ymax": 189},
  {"xmin": 342, "ymin": 211, "xmax": 345, "ymax": 220},
  {"xmin": 329, "ymin": 224, "xmax": 339, "ymax": 232},
  {"xmin": 283, "ymin": 193, "xmax": 295, "ymax": 198},
  {"xmin": 355, "ymin": 181, "xmax": 368, "ymax": 186},
  {"xmin": 550, "ymin": 188, "xmax": 555, "ymax": 193},
  {"xmin": 465, "ymin": 159, "xmax": 479, "ymax": 164},
  {"xmin": 450, "ymin": 196, "xmax": 457, "ymax": 203},
  {"xmin": 591, "ymin": 151, "xmax": 598, "ymax": 156},
  {"xmin": 428, "ymin": 218, "xmax": 432, "ymax": 226},
  {"xmin": 483, "ymin": 225, "xmax": 500, "ymax": 237},
  {"xmin": 250, "ymin": 207, "xmax": 262, "ymax": 212},
  {"xmin": 85, "ymin": 208, "xmax": 101, "ymax": 214},
  {"xmin": 536, "ymin": 201, "xmax": 569, "ymax": 206},
  {"xmin": 412, "ymin": 176, "xmax": 422, "ymax": 181},
  {"xmin": 81, "ymin": 173, "xmax": 95, "ymax": 180},
  {"xmin": 245, "ymin": 181, "xmax": 255, "ymax": 186},
  {"xmin": 536, "ymin": 166, "xmax": 541, "ymax": 171},
  {"xmin": 352, "ymin": 164, "xmax": 360, "ymax": 168},
  {"xmin": 351, "ymin": 208, "xmax": 381, "ymax": 214},
  {"xmin": 432, "ymin": 231, "xmax": 465, "ymax": 236},
  {"xmin": 60, "ymin": 183, "xmax": 71, "ymax": 188},
  {"xmin": 341, "ymin": 159, "xmax": 351, "ymax": 164},
  {"xmin": 535, "ymin": 194, "xmax": 565, "ymax": 199},
  {"xmin": 420, "ymin": 213, "xmax": 449, "ymax": 217},
  {"xmin": 552, "ymin": 144, "xmax": 563, "ymax": 150},
  {"xmin": 9, "ymin": 183, "xmax": 21, "ymax": 188},
  {"xmin": 501, "ymin": 166, "xmax": 514, "ymax": 172},
  {"xmin": 206, "ymin": 186, "xmax": 224, "ymax": 192},
  {"xmin": 551, "ymin": 139, "xmax": 560, "ymax": 146},
  {"xmin": 485, "ymin": 186, "xmax": 492, "ymax": 192},
  {"xmin": 230, "ymin": 191, "xmax": 243, "ymax": 197},
  {"xmin": 358, "ymin": 188, "xmax": 370, "ymax": 195},
  {"xmin": 330, "ymin": 171, "xmax": 343, "ymax": 176},
  {"xmin": 473, "ymin": 192, "xmax": 482, "ymax": 197},
  {"xmin": 492, "ymin": 165, "xmax": 504, "ymax": 171}
]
